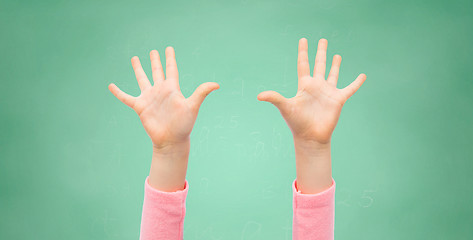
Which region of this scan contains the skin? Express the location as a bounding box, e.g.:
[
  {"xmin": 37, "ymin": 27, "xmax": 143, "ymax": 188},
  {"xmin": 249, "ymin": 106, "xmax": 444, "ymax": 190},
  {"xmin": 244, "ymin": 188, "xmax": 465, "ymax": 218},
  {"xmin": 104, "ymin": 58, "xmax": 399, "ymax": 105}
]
[
  {"xmin": 257, "ymin": 38, "xmax": 366, "ymax": 194},
  {"xmin": 109, "ymin": 39, "xmax": 366, "ymax": 194},
  {"xmin": 108, "ymin": 47, "xmax": 219, "ymax": 192}
]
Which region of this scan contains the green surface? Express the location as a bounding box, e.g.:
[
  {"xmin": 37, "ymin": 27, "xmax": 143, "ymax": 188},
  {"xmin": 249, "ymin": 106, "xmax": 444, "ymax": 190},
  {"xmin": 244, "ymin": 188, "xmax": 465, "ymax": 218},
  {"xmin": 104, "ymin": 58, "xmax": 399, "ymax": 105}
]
[{"xmin": 1, "ymin": 0, "xmax": 472, "ymax": 239}]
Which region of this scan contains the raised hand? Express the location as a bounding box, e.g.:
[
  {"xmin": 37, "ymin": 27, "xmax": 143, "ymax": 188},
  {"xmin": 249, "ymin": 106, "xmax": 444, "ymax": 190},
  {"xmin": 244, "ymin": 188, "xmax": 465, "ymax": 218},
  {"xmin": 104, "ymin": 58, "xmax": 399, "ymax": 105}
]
[
  {"xmin": 108, "ymin": 47, "xmax": 219, "ymax": 191},
  {"xmin": 108, "ymin": 47, "xmax": 220, "ymax": 150},
  {"xmin": 257, "ymin": 38, "xmax": 366, "ymax": 144},
  {"xmin": 258, "ymin": 38, "xmax": 366, "ymax": 194}
]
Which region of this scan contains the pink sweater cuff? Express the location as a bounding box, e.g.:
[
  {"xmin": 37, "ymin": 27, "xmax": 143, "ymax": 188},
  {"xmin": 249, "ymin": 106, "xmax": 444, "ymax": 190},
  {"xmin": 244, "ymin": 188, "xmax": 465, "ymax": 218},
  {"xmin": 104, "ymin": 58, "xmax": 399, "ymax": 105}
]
[
  {"xmin": 140, "ymin": 176, "xmax": 189, "ymax": 240},
  {"xmin": 144, "ymin": 176, "xmax": 189, "ymax": 202},
  {"xmin": 292, "ymin": 178, "xmax": 336, "ymax": 208},
  {"xmin": 292, "ymin": 178, "xmax": 336, "ymax": 240}
]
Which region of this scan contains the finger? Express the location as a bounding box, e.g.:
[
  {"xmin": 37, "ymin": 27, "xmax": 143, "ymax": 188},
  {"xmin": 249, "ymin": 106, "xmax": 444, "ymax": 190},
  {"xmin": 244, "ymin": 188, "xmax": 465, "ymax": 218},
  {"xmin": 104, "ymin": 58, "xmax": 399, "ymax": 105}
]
[
  {"xmin": 150, "ymin": 50, "xmax": 164, "ymax": 83},
  {"xmin": 314, "ymin": 38, "xmax": 328, "ymax": 79},
  {"xmin": 327, "ymin": 54, "xmax": 342, "ymax": 87},
  {"xmin": 341, "ymin": 73, "xmax": 367, "ymax": 100},
  {"xmin": 108, "ymin": 83, "xmax": 136, "ymax": 108},
  {"xmin": 257, "ymin": 90, "xmax": 287, "ymax": 110},
  {"xmin": 131, "ymin": 56, "xmax": 152, "ymax": 91},
  {"xmin": 297, "ymin": 38, "xmax": 310, "ymax": 79},
  {"xmin": 188, "ymin": 82, "xmax": 220, "ymax": 110},
  {"xmin": 165, "ymin": 46, "xmax": 180, "ymax": 90}
]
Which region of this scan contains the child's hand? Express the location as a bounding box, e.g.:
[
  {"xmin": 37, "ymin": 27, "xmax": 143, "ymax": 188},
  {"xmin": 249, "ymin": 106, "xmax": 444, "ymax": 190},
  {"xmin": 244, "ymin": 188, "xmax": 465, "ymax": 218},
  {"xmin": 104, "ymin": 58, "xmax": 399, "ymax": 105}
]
[
  {"xmin": 109, "ymin": 47, "xmax": 219, "ymax": 191},
  {"xmin": 257, "ymin": 38, "xmax": 366, "ymax": 144},
  {"xmin": 108, "ymin": 47, "xmax": 220, "ymax": 150},
  {"xmin": 258, "ymin": 38, "xmax": 366, "ymax": 193}
]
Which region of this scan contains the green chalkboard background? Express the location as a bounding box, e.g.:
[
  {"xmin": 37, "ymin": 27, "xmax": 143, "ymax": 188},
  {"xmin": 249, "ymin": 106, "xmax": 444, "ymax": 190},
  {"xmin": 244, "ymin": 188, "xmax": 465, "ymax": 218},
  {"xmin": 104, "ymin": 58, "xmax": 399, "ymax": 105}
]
[{"xmin": 1, "ymin": 0, "xmax": 472, "ymax": 239}]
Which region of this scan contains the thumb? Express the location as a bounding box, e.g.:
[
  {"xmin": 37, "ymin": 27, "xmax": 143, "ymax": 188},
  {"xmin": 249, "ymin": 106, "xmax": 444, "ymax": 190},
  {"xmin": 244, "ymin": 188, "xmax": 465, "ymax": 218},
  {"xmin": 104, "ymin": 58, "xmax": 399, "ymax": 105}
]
[
  {"xmin": 188, "ymin": 82, "xmax": 220, "ymax": 110},
  {"xmin": 257, "ymin": 90, "xmax": 287, "ymax": 109}
]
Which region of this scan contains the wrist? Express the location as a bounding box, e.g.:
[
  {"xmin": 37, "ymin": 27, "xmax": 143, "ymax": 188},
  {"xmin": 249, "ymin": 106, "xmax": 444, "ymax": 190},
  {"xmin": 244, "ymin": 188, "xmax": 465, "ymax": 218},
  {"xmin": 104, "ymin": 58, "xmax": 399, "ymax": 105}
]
[
  {"xmin": 293, "ymin": 136, "xmax": 331, "ymax": 155},
  {"xmin": 152, "ymin": 138, "xmax": 191, "ymax": 158},
  {"xmin": 293, "ymin": 136, "xmax": 333, "ymax": 194},
  {"xmin": 149, "ymin": 138, "xmax": 190, "ymax": 192}
]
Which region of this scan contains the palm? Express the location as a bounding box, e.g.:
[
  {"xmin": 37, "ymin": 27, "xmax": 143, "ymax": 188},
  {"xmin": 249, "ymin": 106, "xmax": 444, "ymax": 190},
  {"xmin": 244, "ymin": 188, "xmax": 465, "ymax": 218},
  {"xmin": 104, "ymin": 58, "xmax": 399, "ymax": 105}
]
[
  {"xmin": 108, "ymin": 47, "xmax": 219, "ymax": 148},
  {"xmin": 134, "ymin": 84, "xmax": 196, "ymax": 146},
  {"xmin": 258, "ymin": 38, "xmax": 366, "ymax": 144}
]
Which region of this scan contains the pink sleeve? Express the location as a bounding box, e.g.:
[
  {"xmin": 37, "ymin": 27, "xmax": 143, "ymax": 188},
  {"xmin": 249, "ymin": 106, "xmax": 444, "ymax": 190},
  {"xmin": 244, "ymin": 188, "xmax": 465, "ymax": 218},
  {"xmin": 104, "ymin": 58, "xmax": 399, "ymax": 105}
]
[
  {"xmin": 292, "ymin": 178, "xmax": 336, "ymax": 240},
  {"xmin": 139, "ymin": 176, "xmax": 188, "ymax": 240}
]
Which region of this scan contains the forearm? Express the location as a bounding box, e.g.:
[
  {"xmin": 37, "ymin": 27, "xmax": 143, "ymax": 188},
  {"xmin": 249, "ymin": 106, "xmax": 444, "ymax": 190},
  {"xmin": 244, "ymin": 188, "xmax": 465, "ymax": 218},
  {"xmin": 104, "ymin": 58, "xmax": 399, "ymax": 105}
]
[
  {"xmin": 293, "ymin": 137, "xmax": 333, "ymax": 194},
  {"xmin": 149, "ymin": 139, "xmax": 190, "ymax": 192}
]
